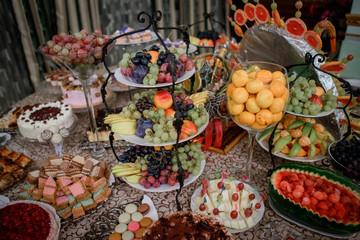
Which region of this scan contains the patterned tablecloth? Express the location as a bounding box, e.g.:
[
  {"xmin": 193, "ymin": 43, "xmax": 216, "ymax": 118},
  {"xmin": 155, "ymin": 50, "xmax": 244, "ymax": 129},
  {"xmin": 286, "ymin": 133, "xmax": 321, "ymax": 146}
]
[{"xmin": 2, "ymin": 89, "xmax": 359, "ymax": 240}]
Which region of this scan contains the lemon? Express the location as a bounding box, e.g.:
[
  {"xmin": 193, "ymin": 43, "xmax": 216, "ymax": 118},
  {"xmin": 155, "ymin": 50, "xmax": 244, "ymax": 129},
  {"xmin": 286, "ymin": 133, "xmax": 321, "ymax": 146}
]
[
  {"xmin": 246, "ymin": 79, "xmax": 264, "ymax": 94},
  {"xmin": 246, "ymin": 97, "xmax": 260, "ymax": 113},
  {"xmin": 256, "ymin": 89, "xmax": 274, "ymax": 108},
  {"xmin": 269, "ymin": 97, "xmax": 285, "ymax": 113},
  {"xmin": 270, "ymin": 80, "xmax": 286, "ymax": 97},
  {"xmin": 232, "ymin": 87, "xmax": 249, "ymax": 104},
  {"xmin": 255, "ymin": 109, "xmax": 273, "ymax": 126},
  {"xmin": 237, "ymin": 111, "xmax": 255, "ymax": 126},
  {"xmin": 272, "ymin": 71, "xmax": 286, "ymax": 85},
  {"xmin": 232, "ymin": 70, "xmax": 248, "ymax": 87},
  {"xmin": 227, "ymin": 100, "xmax": 244, "ymax": 115}
]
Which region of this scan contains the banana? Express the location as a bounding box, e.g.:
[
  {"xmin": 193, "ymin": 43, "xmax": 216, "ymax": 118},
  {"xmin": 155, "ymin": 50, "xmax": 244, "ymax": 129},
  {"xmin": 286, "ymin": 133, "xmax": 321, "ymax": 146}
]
[
  {"xmin": 112, "ymin": 163, "xmax": 137, "ymax": 170},
  {"xmin": 114, "ymin": 169, "xmax": 141, "ymax": 177}
]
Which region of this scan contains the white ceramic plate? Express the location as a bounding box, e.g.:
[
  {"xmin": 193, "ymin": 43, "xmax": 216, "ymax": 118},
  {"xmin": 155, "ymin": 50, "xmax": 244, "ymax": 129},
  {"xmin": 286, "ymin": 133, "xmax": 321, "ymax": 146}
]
[
  {"xmin": 142, "ymin": 194, "xmax": 159, "ymax": 220},
  {"xmin": 103, "ymin": 73, "xmax": 135, "ymax": 92},
  {"xmin": 119, "ymin": 111, "xmax": 208, "ymax": 146},
  {"xmin": 114, "ymin": 67, "xmax": 195, "ymax": 89},
  {"xmin": 269, "ymin": 198, "xmax": 355, "ymax": 239},
  {"xmin": 1, "ymin": 200, "xmax": 61, "ymax": 240},
  {"xmin": 285, "ymin": 108, "xmax": 335, "ymax": 118},
  {"xmin": 255, "ymin": 131, "xmax": 326, "ymax": 163},
  {"xmin": 123, "ymin": 160, "xmax": 205, "ymax": 192},
  {"xmin": 190, "ymin": 181, "xmax": 265, "ymax": 233},
  {"xmin": 114, "ymin": 32, "xmax": 158, "ymax": 46}
]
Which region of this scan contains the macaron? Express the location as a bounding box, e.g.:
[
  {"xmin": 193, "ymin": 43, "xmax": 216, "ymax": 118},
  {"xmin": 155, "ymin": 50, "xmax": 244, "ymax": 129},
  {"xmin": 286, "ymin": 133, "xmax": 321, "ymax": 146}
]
[
  {"xmin": 128, "ymin": 221, "xmax": 140, "ymax": 233},
  {"xmin": 122, "ymin": 231, "xmax": 134, "ymax": 240},
  {"xmin": 108, "ymin": 232, "xmax": 122, "ymax": 240},
  {"xmin": 125, "ymin": 203, "xmax": 138, "ymax": 214},
  {"xmin": 118, "ymin": 213, "xmax": 131, "ymax": 224},
  {"xmin": 139, "ymin": 217, "xmax": 153, "ymax": 228},
  {"xmin": 135, "ymin": 227, "xmax": 146, "ymax": 238},
  {"xmin": 131, "ymin": 212, "xmax": 143, "ymax": 222},
  {"xmin": 137, "ymin": 203, "xmax": 150, "ymax": 215},
  {"xmin": 115, "ymin": 223, "xmax": 127, "ymax": 234}
]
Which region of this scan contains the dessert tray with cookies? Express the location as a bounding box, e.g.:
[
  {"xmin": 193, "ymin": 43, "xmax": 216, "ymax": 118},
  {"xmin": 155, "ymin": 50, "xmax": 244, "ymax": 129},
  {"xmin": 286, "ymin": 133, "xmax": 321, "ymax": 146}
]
[
  {"xmin": 83, "ymin": 195, "xmax": 158, "ymax": 240},
  {"xmin": 18, "ymin": 153, "xmax": 114, "ymax": 221}
]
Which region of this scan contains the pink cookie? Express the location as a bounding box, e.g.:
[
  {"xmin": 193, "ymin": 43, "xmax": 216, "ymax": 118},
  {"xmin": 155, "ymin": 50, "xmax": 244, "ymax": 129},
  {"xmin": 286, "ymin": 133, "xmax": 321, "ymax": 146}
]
[{"xmin": 128, "ymin": 221, "xmax": 140, "ymax": 233}]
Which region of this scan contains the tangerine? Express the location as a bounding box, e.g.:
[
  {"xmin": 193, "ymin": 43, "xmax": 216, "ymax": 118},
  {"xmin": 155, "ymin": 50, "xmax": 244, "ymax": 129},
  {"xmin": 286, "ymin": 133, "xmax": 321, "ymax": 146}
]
[
  {"xmin": 246, "ymin": 97, "xmax": 260, "ymax": 113},
  {"xmin": 232, "ymin": 70, "xmax": 249, "ymax": 87},
  {"xmin": 255, "ymin": 70, "xmax": 272, "ymax": 84},
  {"xmin": 273, "ymin": 112, "xmax": 283, "ymax": 122},
  {"xmin": 227, "ymin": 83, "xmax": 236, "ymax": 98},
  {"xmin": 281, "ymin": 90, "xmax": 289, "ymax": 102},
  {"xmin": 256, "ymin": 89, "xmax": 274, "ymax": 108},
  {"xmin": 251, "ymin": 121, "xmax": 267, "ymax": 130},
  {"xmin": 256, "ymin": 109, "xmax": 273, "ymax": 126},
  {"xmin": 246, "ymin": 79, "xmax": 264, "ymax": 94},
  {"xmin": 272, "ymin": 71, "xmax": 286, "ymax": 85},
  {"xmin": 227, "ymin": 101, "xmax": 244, "ymax": 115},
  {"xmin": 269, "ymin": 97, "xmax": 285, "ymax": 113},
  {"xmin": 270, "ymin": 80, "xmax": 286, "ymax": 97},
  {"xmin": 232, "ymin": 87, "xmax": 249, "ymax": 104},
  {"xmin": 237, "ymin": 111, "xmax": 255, "ymax": 126}
]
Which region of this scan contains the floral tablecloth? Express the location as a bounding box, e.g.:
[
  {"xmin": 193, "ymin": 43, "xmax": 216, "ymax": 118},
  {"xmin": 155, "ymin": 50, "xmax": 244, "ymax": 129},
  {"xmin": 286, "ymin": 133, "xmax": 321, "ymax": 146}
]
[{"xmin": 2, "ymin": 89, "xmax": 359, "ymax": 240}]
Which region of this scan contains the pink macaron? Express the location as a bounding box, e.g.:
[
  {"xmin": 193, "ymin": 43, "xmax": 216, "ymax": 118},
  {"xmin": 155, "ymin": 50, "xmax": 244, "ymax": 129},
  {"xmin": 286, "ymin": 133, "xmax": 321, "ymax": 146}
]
[{"xmin": 128, "ymin": 221, "xmax": 140, "ymax": 233}]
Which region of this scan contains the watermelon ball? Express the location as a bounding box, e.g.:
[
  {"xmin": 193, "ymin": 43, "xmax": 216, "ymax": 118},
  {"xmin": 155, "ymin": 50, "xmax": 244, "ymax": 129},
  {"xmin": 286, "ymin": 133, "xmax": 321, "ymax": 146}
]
[
  {"xmin": 199, "ymin": 204, "xmax": 206, "ymax": 211},
  {"xmin": 295, "ymin": 0, "xmax": 303, "ymax": 10},
  {"xmin": 231, "ymin": 21, "xmax": 236, "ymax": 26},
  {"xmin": 347, "ymin": 54, "xmax": 354, "ymax": 61},
  {"xmin": 242, "ymin": 0, "xmax": 248, "ymax": 3},
  {"xmin": 271, "ymin": 2, "xmax": 277, "ymax": 10},
  {"xmin": 295, "ymin": 11, "xmax": 302, "ymax": 18},
  {"xmin": 231, "ymin": 4, "xmax": 236, "ymax": 11},
  {"xmin": 341, "ymin": 58, "xmax": 349, "ymax": 64}
]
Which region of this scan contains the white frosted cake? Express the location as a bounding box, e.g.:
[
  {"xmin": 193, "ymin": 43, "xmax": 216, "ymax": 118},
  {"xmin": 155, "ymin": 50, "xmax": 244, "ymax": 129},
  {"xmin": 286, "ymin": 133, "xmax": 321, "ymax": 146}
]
[
  {"xmin": 17, "ymin": 101, "xmax": 75, "ymax": 139},
  {"xmin": 61, "ymin": 74, "xmax": 109, "ymax": 108}
]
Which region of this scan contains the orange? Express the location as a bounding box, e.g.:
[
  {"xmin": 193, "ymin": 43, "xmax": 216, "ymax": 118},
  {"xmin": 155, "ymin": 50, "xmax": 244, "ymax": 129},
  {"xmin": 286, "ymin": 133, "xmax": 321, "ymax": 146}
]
[
  {"xmin": 232, "ymin": 70, "xmax": 249, "ymax": 87},
  {"xmin": 256, "ymin": 89, "xmax": 274, "ymax": 108},
  {"xmin": 147, "ymin": 50, "xmax": 159, "ymax": 63},
  {"xmin": 237, "ymin": 111, "xmax": 255, "ymax": 126},
  {"xmin": 270, "ymin": 80, "xmax": 286, "ymax": 97},
  {"xmin": 246, "ymin": 97, "xmax": 260, "ymax": 113},
  {"xmin": 227, "ymin": 83, "xmax": 236, "ymax": 98},
  {"xmin": 281, "ymin": 90, "xmax": 289, "ymax": 103},
  {"xmin": 273, "ymin": 112, "xmax": 283, "ymax": 122},
  {"xmin": 272, "ymin": 71, "xmax": 286, "ymax": 85},
  {"xmin": 227, "ymin": 101, "xmax": 244, "ymax": 115},
  {"xmin": 251, "ymin": 121, "xmax": 267, "ymax": 130},
  {"xmin": 232, "ymin": 87, "xmax": 249, "ymax": 104},
  {"xmin": 256, "ymin": 109, "xmax": 273, "ymax": 126},
  {"xmin": 246, "ymin": 79, "xmax": 264, "ymax": 94},
  {"xmin": 255, "ymin": 70, "xmax": 272, "ymax": 84},
  {"xmin": 269, "ymin": 97, "xmax": 285, "ymax": 113}
]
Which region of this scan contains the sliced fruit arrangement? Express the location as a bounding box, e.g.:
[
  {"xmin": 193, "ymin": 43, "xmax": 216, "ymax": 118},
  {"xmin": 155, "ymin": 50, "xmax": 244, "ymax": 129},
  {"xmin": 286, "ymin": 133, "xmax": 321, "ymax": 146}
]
[
  {"xmin": 330, "ymin": 135, "xmax": 360, "ymax": 181},
  {"xmin": 112, "ymin": 142, "xmax": 205, "ymax": 189},
  {"xmin": 104, "ymin": 89, "xmax": 208, "ymax": 144},
  {"xmin": 270, "ymin": 163, "xmax": 360, "ymax": 235},
  {"xmin": 194, "ymin": 174, "xmax": 264, "ymax": 230},
  {"xmin": 227, "ymin": 64, "xmax": 288, "ymax": 130},
  {"xmin": 257, "ymin": 114, "xmax": 335, "ymax": 159},
  {"xmin": 118, "ymin": 45, "xmax": 194, "ymax": 86},
  {"xmin": 287, "ymin": 74, "xmax": 337, "ymax": 115},
  {"xmin": 314, "ymin": 19, "xmax": 337, "ymax": 52}
]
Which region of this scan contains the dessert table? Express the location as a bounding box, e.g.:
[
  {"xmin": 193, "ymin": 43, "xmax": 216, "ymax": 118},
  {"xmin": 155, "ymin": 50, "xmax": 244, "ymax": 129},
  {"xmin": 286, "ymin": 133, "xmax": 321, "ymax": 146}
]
[{"xmin": 2, "ymin": 90, "xmax": 359, "ymax": 240}]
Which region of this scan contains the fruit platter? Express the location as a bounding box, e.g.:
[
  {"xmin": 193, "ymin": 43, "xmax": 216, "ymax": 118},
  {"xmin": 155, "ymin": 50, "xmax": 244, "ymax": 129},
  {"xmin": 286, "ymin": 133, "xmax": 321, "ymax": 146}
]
[
  {"xmin": 111, "ymin": 142, "xmax": 206, "ymax": 192},
  {"xmin": 286, "ymin": 74, "xmax": 337, "ymax": 117},
  {"xmin": 269, "ymin": 163, "xmax": 360, "ymax": 237},
  {"xmin": 104, "ymin": 89, "xmax": 209, "ymax": 146},
  {"xmin": 256, "ymin": 114, "xmax": 335, "ymax": 162},
  {"xmin": 191, "ymin": 176, "xmax": 265, "ymax": 233},
  {"xmin": 115, "ymin": 45, "xmax": 195, "ymax": 88}
]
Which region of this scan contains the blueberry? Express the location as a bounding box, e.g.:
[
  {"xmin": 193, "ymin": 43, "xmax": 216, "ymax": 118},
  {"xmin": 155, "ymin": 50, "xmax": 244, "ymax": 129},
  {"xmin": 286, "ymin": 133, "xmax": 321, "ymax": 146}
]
[
  {"xmin": 140, "ymin": 58, "xmax": 149, "ymax": 66},
  {"xmin": 131, "ymin": 57, "xmax": 140, "ymax": 65},
  {"xmin": 158, "ymin": 52, "xmax": 165, "ymax": 60},
  {"xmin": 145, "ymin": 53, "xmax": 152, "ymax": 60},
  {"xmin": 187, "ymin": 104, "xmax": 194, "ymax": 110},
  {"xmin": 136, "ymin": 52, "xmax": 144, "ymax": 58},
  {"xmin": 150, "ymin": 45, "xmax": 160, "ymax": 51},
  {"xmin": 157, "ymin": 59, "xmax": 163, "ymax": 66}
]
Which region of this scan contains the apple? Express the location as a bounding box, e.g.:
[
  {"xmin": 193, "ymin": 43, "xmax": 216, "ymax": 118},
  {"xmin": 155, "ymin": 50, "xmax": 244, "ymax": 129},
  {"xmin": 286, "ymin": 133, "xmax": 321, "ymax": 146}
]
[
  {"xmin": 153, "ymin": 90, "xmax": 173, "ymax": 110},
  {"xmin": 179, "ymin": 120, "xmax": 198, "ymax": 140},
  {"xmin": 314, "ymin": 86, "xmax": 325, "ymax": 96},
  {"xmin": 308, "ymin": 94, "xmax": 323, "ymax": 107}
]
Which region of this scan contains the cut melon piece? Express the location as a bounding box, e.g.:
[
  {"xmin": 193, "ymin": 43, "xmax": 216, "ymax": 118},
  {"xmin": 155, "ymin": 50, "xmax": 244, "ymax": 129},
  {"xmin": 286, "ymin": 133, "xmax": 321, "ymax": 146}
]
[
  {"xmin": 234, "ymin": 24, "xmax": 243, "ymax": 37},
  {"xmin": 320, "ymin": 61, "xmax": 346, "ymax": 73},
  {"xmin": 304, "ymin": 30, "xmax": 322, "ymax": 50},
  {"xmin": 255, "ymin": 4, "xmax": 270, "ymax": 24},
  {"xmin": 244, "ymin": 3, "xmax": 256, "ymax": 21},
  {"xmin": 272, "ymin": 9, "xmax": 282, "ymax": 27},
  {"xmin": 285, "ymin": 17, "xmax": 307, "ymax": 38},
  {"xmin": 234, "ymin": 9, "xmax": 247, "ymax": 26}
]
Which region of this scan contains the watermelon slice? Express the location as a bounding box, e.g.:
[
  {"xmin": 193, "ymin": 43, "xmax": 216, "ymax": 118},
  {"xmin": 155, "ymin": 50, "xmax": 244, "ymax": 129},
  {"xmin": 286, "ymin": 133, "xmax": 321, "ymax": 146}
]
[
  {"xmin": 284, "ymin": 17, "xmax": 307, "ymax": 38},
  {"xmin": 234, "ymin": 9, "xmax": 247, "ymax": 26},
  {"xmin": 234, "ymin": 24, "xmax": 243, "ymax": 37},
  {"xmin": 255, "ymin": 4, "xmax": 270, "ymax": 24},
  {"xmin": 272, "ymin": 9, "xmax": 282, "ymax": 28},
  {"xmin": 304, "ymin": 30, "xmax": 322, "ymax": 50},
  {"xmin": 320, "ymin": 61, "xmax": 346, "ymax": 73},
  {"xmin": 244, "ymin": 3, "xmax": 256, "ymax": 21}
]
